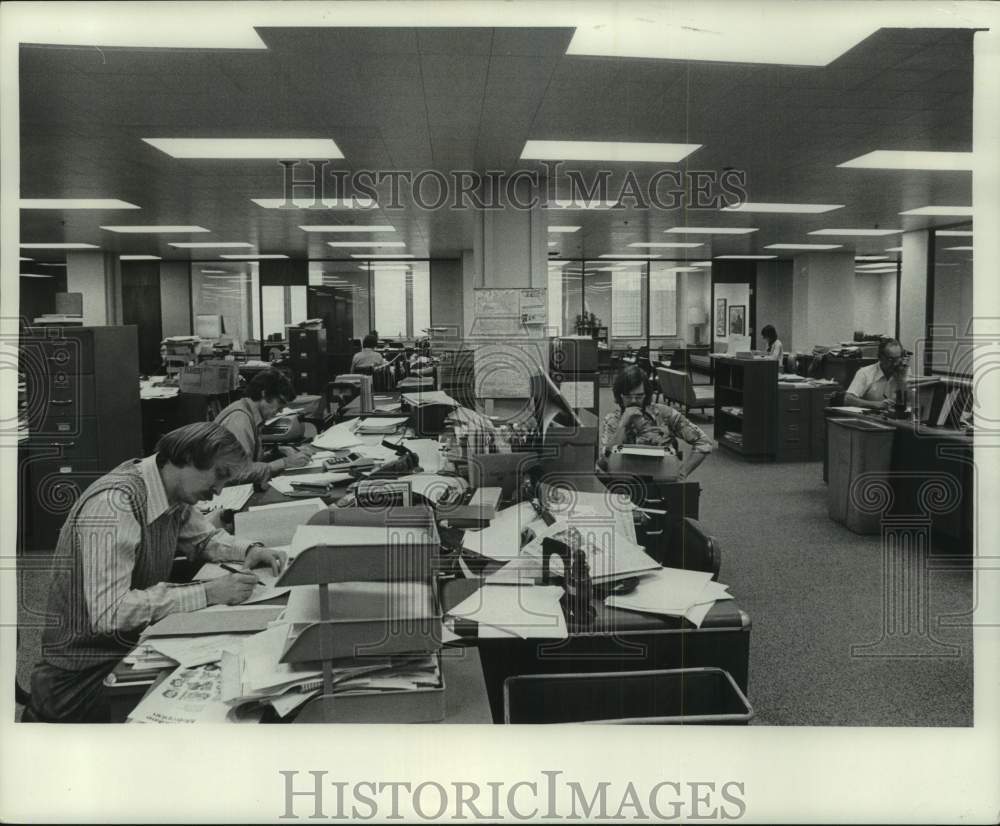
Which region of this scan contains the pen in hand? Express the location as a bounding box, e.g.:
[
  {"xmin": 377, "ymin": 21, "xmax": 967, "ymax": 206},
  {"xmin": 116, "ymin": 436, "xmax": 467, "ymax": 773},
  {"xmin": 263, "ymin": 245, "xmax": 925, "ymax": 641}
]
[{"xmin": 219, "ymin": 562, "xmax": 264, "ymax": 586}]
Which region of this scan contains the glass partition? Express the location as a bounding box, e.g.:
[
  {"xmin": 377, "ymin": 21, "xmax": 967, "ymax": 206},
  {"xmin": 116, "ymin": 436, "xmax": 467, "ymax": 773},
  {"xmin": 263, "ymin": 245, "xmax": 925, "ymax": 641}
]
[
  {"xmin": 928, "ymin": 222, "xmax": 973, "ymax": 377},
  {"xmin": 190, "ymin": 262, "xmax": 258, "ymax": 351},
  {"xmin": 310, "ymin": 262, "xmax": 371, "ymax": 339}
]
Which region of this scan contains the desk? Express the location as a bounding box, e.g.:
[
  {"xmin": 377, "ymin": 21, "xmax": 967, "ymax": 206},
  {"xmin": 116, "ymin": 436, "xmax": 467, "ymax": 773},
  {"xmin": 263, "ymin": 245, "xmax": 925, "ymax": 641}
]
[
  {"xmin": 824, "ymin": 410, "xmax": 973, "ymax": 552},
  {"xmin": 598, "ymin": 453, "xmax": 701, "ymax": 519}
]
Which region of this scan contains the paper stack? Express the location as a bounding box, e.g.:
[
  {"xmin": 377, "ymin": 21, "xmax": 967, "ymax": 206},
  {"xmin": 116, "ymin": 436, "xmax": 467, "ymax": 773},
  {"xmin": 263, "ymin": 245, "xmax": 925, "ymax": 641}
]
[
  {"xmin": 355, "ymin": 417, "xmax": 408, "ymax": 435},
  {"xmin": 604, "ymin": 567, "xmax": 734, "ymax": 627},
  {"xmin": 197, "ymin": 483, "xmax": 254, "ymax": 514},
  {"xmin": 446, "ymin": 584, "xmax": 567, "ymax": 639},
  {"xmin": 402, "ymin": 390, "xmax": 459, "ymax": 408}
]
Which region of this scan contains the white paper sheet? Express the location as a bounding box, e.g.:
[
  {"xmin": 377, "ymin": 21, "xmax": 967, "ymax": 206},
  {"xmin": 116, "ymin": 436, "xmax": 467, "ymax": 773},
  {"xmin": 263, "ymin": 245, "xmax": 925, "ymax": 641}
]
[
  {"xmin": 312, "ymin": 419, "xmax": 363, "ymax": 450},
  {"xmin": 193, "ymin": 563, "xmax": 290, "ymax": 604},
  {"xmin": 446, "ymin": 584, "xmax": 567, "ymax": 639},
  {"xmin": 128, "ymin": 662, "xmax": 251, "ymax": 724},
  {"xmin": 197, "ymin": 483, "xmax": 254, "ymax": 513},
  {"xmin": 461, "ymin": 502, "xmax": 544, "ymax": 561},
  {"xmin": 234, "ymin": 499, "xmax": 326, "ymax": 546},
  {"xmin": 144, "ymin": 634, "xmax": 248, "ymax": 667}
]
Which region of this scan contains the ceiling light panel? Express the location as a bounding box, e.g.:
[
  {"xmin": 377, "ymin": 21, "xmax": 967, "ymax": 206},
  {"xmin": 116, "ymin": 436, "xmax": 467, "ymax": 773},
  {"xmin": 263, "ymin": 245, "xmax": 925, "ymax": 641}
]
[
  {"xmin": 326, "ymin": 241, "xmax": 407, "ymax": 248},
  {"xmin": 169, "ymin": 242, "xmax": 253, "ymax": 248},
  {"xmin": 764, "ymin": 243, "xmax": 843, "ymax": 250},
  {"xmin": 665, "ymin": 227, "xmax": 758, "ymax": 234},
  {"xmin": 899, "ymin": 206, "xmax": 974, "ymax": 216},
  {"xmin": 808, "ymin": 229, "xmax": 903, "ymax": 236},
  {"xmin": 936, "ymin": 230, "xmax": 973, "ymax": 237},
  {"xmin": 19, "ymin": 243, "xmax": 99, "ymax": 249},
  {"xmin": 119, "ymin": 255, "xmax": 162, "ymax": 261},
  {"xmin": 547, "ymin": 226, "xmax": 582, "ymax": 233},
  {"xmin": 838, "ymin": 150, "xmax": 974, "ymax": 171},
  {"xmin": 715, "ymin": 254, "xmax": 777, "ymax": 260},
  {"xmin": 220, "ymin": 254, "xmax": 288, "ymax": 259},
  {"xmin": 522, "ymin": 141, "xmax": 701, "ymax": 163},
  {"xmin": 20, "ymin": 199, "xmax": 140, "ymax": 209},
  {"xmin": 350, "ymin": 254, "xmax": 415, "ymax": 259},
  {"xmin": 143, "ymin": 138, "xmax": 343, "ymax": 159},
  {"xmin": 722, "ymin": 203, "xmax": 844, "ymax": 213},
  {"xmin": 102, "ymin": 225, "xmax": 209, "ymax": 233},
  {"xmin": 299, "ymin": 225, "xmax": 395, "ymax": 232},
  {"xmin": 252, "ymin": 197, "xmax": 377, "ymax": 209}
]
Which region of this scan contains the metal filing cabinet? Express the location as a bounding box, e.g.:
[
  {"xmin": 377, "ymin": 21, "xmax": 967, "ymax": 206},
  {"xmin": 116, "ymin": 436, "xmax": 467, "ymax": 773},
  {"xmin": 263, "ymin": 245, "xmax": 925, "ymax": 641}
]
[
  {"xmin": 20, "ymin": 325, "xmax": 143, "ymax": 552},
  {"xmin": 776, "ymin": 385, "xmax": 810, "ymax": 462}
]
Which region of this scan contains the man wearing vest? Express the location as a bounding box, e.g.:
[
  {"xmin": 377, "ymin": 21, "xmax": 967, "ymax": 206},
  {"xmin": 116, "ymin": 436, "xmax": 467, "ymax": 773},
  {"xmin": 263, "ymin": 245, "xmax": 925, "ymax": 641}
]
[
  {"xmin": 214, "ymin": 368, "xmax": 309, "ymax": 488},
  {"xmin": 28, "ymin": 422, "xmax": 286, "ymax": 723}
]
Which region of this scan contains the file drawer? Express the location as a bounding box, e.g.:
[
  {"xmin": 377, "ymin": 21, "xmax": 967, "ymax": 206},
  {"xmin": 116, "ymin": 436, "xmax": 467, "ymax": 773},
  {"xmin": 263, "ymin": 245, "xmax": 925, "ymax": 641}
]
[
  {"xmin": 779, "ymin": 390, "xmax": 806, "ymax": 414},
  {"xmin": 31, "ymin": 373, "xmax": 97, "ymax": 431},
  {"xmin": 27, "ymin": 415, "xmax": 100, "ymax": 459},
  {"xmin": 24, "ymin": 459, "xmax": 106, "ymax": 552},
  {"xmin": 25, "ymin": 329, "xmax": 95, "ymax": 375}
]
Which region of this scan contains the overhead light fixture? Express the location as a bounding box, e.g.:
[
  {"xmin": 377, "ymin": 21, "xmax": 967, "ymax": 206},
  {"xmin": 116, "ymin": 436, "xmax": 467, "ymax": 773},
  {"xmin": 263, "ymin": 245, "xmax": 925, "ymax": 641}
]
[
  {"xmin": 598, "ymin": 254, "xmax": 661, "ymax": 259},
  {"xmin": 548, "ymin": 242, "xmax": 559, "ymax": 247},
  {"xmin": 809, "ymin": 229, "xmax": 902, "ymax": 236},
  {"xmin": 690, "ymin": 261, "xmax": 713, "ymax": 267},
  {"xmin": 169, "ymin": 241, "xmax": 253, "ymax": 248},
  {"xmin": 838, "ymin": 150, "xmax": 974, "ymax": 171},
  {"xmin": 20, "ymin": 198, "xmax": 140, "ymax": 209},
  {"xmin": 856, "ymin": 262, "xmax": 899, "ymax": 270},
  {"xmin": 936, "ymin": 230, "xmax": 973, "ymax": 237},
  {"xmin": 547, "ymin": 200, "xmax": 621, "ymax": 210},
  {"xmin": 885, "ymin": 246, "xmax": 903, "ymax": 252},
  {"xmin": 19, "ymin": 257, "xmax": 32, "ymax": 261},
  {"xmin": 119, "ymin": 255, "xmax": 161, "ymax": 261},
  {"xmin": 899, "ymin": 206, "xmax": 974, "ymax": 216},
  {"xmin": 36, "ymin": 263, "xmax": 67, "ymax": 267},
  {"xmin": 522, "ymin": 140, "xmax": 701, "ymax": 163},
  {"xmin": 252, "ymin": 197, "xmax": 377, "ymax": 209},
  {"xmin": 764, "ymin": 243, "xmax": 842, "ymax": 250},
  {"xmin": 714, "ymin": 254, "xmax": 777, "ymax": 259},
  {"xmin": 220, "ymin": 254, "xmax": 289, "ymax": 259},
  {"xmin": 20, "ymin": 273, "xmax": 54, "ymax": 278},
  {"xmin": 350, "ymin": 254, "xmax": 415, "ymax": 259},
  {"xmin": 944, "ymin": 246, "xmax": 973, "ymax": 251},
  {"xmin": 19, "ymin": 243, "xmax": 99, "ymax": 249},
  {"xmin": 547, "ymin": 226, "xmax": 582, "ymax": 233},
  {"xmin": 143, "ymin": 138, "xmax": 343, "ymax": 159},
  {"xmin": 300, "ymin": 225, "xmax": 394, "ymax": 232},
  {"xmin": 665, "ymin": 227, "xmax": 757, "ymax": 235},
  {"xmin": 201, "ymin": 269, "xmax": 228, "ymax": 274},
  {"xmin": 722, "ymin": 203, "xmax": 844, "ymax": 213},
  {"xmin": 664, "ymin": 267, "xmax": 703, "ymax": 273},
  {"xmin": 102, "ymin": 225, "xmax": 209, "ymax": 233},
  {"xmin": 628, "ymin": 242, "xmax": 703, "ymax": 248},
  {"xmin": 855, "ymin": 256, "xmax": 889, "ymax": 261},
  {"xmin": 326, "ymin": 241, "xmax": 406, "ymax": 248}
]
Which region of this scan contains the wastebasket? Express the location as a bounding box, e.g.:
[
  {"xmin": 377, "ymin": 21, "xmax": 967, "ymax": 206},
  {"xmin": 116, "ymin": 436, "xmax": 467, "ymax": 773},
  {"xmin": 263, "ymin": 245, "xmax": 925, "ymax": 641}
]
[
  {"xmin": 503, "ymin": 667, "xmax": 753, "ymax": 724},
  {"xmin": 827, "ymin": 417, "xmax": 895, "ymax": 534}
]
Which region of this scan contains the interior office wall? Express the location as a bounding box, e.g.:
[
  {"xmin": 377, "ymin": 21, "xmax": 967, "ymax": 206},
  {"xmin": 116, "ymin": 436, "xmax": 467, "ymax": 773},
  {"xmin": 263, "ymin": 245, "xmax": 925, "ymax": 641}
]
[
  {"xmin": 853, "ymin": 273, "xmax": 897, "ymax": 340},
  {"xmin": 159, "ymin": 262, "xmax": 191, "ymax": 337},
  {"xmin": 899, "ymin": 230, "xmax": 929, "ymax": 375},
  {"xmin": 928, "ymin": 231, "xmax": 973, "ymax": 376},
  {"xmin": 66, "ymin": 250, "xmax": 119, "ymax": 326},
  {"xmin": 429, "ymin": 260, "xmax": 463, "ymax": 337},
  {"xmin": 755, "ymin": 260, "xmax": 794, "ymax": 352},
  {"xmin": 713, "ymin": 282, "xmax": 750, "ymax": 349},
  {"xmin": 790, "ymin": 252, "xmax": 855, "ymax": 350},
  {"xmin": 121, "ymin": 261, "xmax": 163, "ymax": 375}
]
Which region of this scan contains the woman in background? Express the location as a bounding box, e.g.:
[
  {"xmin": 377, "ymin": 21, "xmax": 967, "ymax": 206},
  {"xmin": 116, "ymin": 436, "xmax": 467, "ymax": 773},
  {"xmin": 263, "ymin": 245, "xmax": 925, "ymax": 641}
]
[
  {"xmin": 599, "ymin": 365, "xmax": 713, "ymax": 480},
  {"xmin": 761, "ymin": 325, "xmax": 784, "ymax": 363}
]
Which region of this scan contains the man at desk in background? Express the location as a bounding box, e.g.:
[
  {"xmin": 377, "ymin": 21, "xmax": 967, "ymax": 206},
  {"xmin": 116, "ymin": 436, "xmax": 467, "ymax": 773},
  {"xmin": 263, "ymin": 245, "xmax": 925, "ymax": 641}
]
[
  {"xmin": 214, "ymin": 369, "xmax": 309, "ymax": 488},
  {"xmin": 844, "ymin": 339, "xmax": 909, "ymax": 412},
  {"xmin": 599, "ymin": 365, "xmax": 713, "ymax": 480},
  {"xmin": 351, "ymin": 333, "xmax": 388, "ymax": 372},
  {"xmin": 28, "ymin": 422, "xmax": 285, "ymax": 723}
]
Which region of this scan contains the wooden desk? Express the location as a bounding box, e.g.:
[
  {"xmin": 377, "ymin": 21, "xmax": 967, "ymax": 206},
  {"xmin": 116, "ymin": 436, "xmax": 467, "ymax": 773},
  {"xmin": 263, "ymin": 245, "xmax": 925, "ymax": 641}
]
[{"xmin": 824, "ymin": 410, "xmax": 973, "ymax": 552}]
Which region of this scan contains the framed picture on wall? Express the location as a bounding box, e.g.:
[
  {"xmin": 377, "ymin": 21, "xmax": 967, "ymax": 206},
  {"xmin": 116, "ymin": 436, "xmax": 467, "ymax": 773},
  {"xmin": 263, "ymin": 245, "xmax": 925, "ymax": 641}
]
[
  {"xmin": 729, "ymin": 304, "xmax": 746, "ymax": 336},
  {"xmin": 715, "ymin": 298, "xmax": 727, "ymax": 337}
]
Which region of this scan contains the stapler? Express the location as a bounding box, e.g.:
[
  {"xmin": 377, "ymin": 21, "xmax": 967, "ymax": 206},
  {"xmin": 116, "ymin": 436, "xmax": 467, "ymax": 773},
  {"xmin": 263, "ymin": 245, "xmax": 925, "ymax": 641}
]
[{"xmin": 261, "ymin": 410, "xmax": 306, "ymax": 444}]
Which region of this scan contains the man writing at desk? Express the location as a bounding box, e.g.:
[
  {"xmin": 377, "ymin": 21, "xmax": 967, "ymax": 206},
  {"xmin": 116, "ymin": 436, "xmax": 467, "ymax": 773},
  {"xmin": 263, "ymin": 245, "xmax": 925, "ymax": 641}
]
[
  {"xmin": 844, "ymin": 339, "xmax": 909, "ymax": 412},
  {"xmin": 28, "ymin": 422, "xmax": 285, "ymax": 723}
]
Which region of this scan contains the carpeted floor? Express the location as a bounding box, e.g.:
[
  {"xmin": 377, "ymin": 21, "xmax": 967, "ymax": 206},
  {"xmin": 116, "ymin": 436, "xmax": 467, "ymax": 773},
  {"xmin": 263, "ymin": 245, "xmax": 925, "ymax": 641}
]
[{"xmin": 14, "ymin": 385, "xmax": 974, "ymax": 726}]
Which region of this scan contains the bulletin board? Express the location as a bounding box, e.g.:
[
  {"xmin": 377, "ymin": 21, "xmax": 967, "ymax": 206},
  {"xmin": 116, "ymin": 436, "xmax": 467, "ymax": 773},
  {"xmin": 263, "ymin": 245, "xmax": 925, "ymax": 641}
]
[{"xmin": 471, "ymin": 288, "xmax": 547, "ymax": 337}]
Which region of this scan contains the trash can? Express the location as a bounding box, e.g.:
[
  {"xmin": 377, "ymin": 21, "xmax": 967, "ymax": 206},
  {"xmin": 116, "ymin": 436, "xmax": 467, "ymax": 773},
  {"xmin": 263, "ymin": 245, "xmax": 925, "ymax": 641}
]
[
  {"xmin": 827, "ymin": 417, "xmax": 895, "ymax": 534},
  {"xmin": 503, "ymin": 667, "xmax": 753, "ymax": 724}
]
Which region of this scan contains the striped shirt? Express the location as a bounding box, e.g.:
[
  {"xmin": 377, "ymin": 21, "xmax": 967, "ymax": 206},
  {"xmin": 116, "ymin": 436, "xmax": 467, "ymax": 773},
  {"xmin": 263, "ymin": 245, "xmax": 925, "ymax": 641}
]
[{"xmin": 600, "ymin": 403, "xmax": 714, "ymax": 459}]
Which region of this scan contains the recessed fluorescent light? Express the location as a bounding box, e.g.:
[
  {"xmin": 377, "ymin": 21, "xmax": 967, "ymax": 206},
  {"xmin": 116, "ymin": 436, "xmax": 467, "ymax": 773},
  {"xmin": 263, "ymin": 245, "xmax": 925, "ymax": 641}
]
[
  {"xmin": 548, "ymin": 242, "xmax": 559, "ymax": 247},
  {"xmin": 808, "ymin": 228, "xmax": 902, "ymax": 236},
  {"xmin": 936, "ymin": 230, "xmax": 973, "ymax": 237},
  {"xmin": 944, "ymin": 246, "xmax": 973, "ymax": 251},
  {"xmin": 628, "ymin": 242, "xmax": 703, "ymax": 249},
  {"xmin": 714, "ymin": 254, "xmax": 777, "ymax": 260},
  {"xmin": 855, "ymin": 256, "xmax": 889, "ymax": 261},
  {"xmin": 102, "ymin": 225, "xmax": 208, "ymax": 234},
  {"xmin": 253, "ymin": 197, "xmax": 377, "ymax": 209},
  {"xmin": 722, "ymin": 203, "xmax": 844, "ymax": 214},
  {"xmin": 359, "ymin": 264, "xmax": 410, "ymax": 271},
  {"xmin": 899, "ymin": 206, "xmax": 974, "ymax": 216},
  {"xmin": 764, "ymin": 243, "xmax": 842, "ymax": 250},
  {"xmin": 143, "ymin": 138, "xmax": 343, "ymax": 159},
  {"xmin": 299, "ymin": 225, "xmax": 394, "ymax": 233},
  {"xmin": 856, "ymin": 262, "xmax": 898, "ymax": 270},
  {"xmin": 547, "ymin": 226, "xmax": 581, "ymax": 233},
  {"xmin": 665, "ymin": 227, "xmax": 757, "ymax": 235},
  {"xmin": 119, "ymin": 255, "xmax": 161, "ymax": 261},
  {"xmin": 664, "ymin": 267, "xmax": 703, "ymax": 273},
  {"xmin": 220, "ymin": 254, "xmax": 288, "ymax": 259},
  {"xmin": 326, "ymin": 241, "xmax": 407, "ymax": 248},
  {"xmin": 838, "ymin": 150, "xmax": 973, "ymax": 171},
  {"xmin": 350, "ymin": 254, "xmax": 415, "ymax": 259},
  {"xmin": 36, "ymin": 262, "xmax": 67, "ymax": 267},
  {"xmin": 548, "ymin": 200, "xmax": 621, "ymax": 210},
  {"xmin": 169, "ymin": 242, "xmax": 254, "ymax": 248},
  {"xmin": 522, "ymin": 140, "xmax": 700, "ymax": 163},
  {"xmin": 690, "ymin": 261, "xmax": 713, "ymax": 267},
  {"xmin": 20, "ymin": 198, "xmax": 140, "ymax": 210},
  {"xmin": 201, "ymin": 269, "xmax": 228, "ymax": 274},
  {"xmin": 20, "ymin": 243, "xmax": 99, "ymax": 249},
  {"xmin": 598, "ymin": 254, "xmax": 661, "ymax": 259},
  {"xmin": 885, "ymin": 246, "xmax": 903, "ymax": 252},
  {"xmin": 20, "ymin": 273, "xmax": 54, "ymax": 279},
  {"xmin": 19, "ymin": 257, "xmax": 32, "ymax": 261}
]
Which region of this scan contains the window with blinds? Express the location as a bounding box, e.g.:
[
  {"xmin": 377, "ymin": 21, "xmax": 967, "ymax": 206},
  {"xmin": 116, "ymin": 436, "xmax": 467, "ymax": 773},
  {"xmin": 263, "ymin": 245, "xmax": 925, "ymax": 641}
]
[
  {"xmin": 611, "ymin": 270, "xmax": 643, "ymax": 337},
  {"xmin": 649, "ymin": 268, "xmax": 678, "ymax": 336}
]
